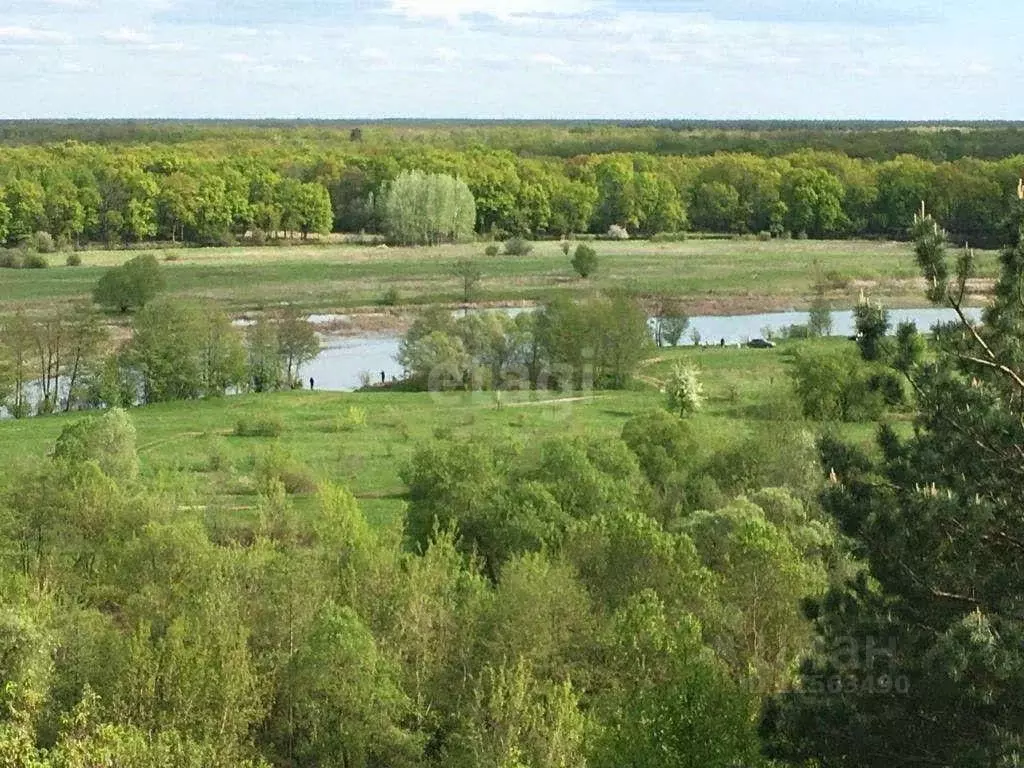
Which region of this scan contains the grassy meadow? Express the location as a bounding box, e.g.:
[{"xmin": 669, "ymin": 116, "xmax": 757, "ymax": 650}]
[
  {"xmin": 0, "ymin": 340, "xmax": 884, "ymax": 533},
  {"xmin": 1, "ymin": 237, "xmax": 997, "ymax": 318}
]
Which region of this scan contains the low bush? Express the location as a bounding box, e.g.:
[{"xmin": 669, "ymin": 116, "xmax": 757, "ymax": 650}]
[
  {"xmin": 0, "ymin": 251, "xmax": 23, "ymax": 269},
  {"xmin": 234, "ymin": 414, "xmax": 285, "ymax": 438},
  {"xmin": 571, "ymin": 243, "xmax": 599, "ymax": 278},
  {"xmin": 606, "ymin": 224, "xmax": 630, "ymax": 240},
  {"xmin": 322, "ymin": 405, "xmax": 368, "ymax": 433},
  {"xmin": 66, "ymin": 252, "xmax": 83, "ymax": 267},
  {"xmin": 254, "ymin": 445, "xmax": 318, "ymax": 495},
  {"xmin": 29, "ymin": 231, "xmax": 56, "ymax": 253},
  {"xmin": 484, "ymin": 244, "xmax": 500, "ymax": 257},
  {"xmin": 823, "ymin": 270, "xmax": 850, "ymax": 290},
  {"xmin": 379, "ymin": 287, "xmax": 401, "ymax": 306},
  {"xmin": 503, "ymin": 236, "xmax": 534, "ymax": 256},
  {"xmin": 22, "ymin": 252, "xmax": 48, "ymax": 269}
]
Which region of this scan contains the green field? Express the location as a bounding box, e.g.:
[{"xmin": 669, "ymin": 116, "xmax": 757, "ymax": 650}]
[
  {"xmin": 0, "ymin": 341, "xmax": 883, "ymax": 531},
  {"xmin": 1, "ymin": 237, "xmax": 996, "ymax": 318}
]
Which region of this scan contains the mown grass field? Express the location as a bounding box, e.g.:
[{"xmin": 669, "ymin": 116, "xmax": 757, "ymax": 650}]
[
  {"xmin": 0, "ymin": 340, "xmax": 887, "ymax": 533},
  {"xmin": 1, "ymin": 237, "xmax": 997, "ymax": 317}
]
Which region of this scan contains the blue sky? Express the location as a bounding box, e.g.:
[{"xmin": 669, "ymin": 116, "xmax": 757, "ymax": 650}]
[{"xmin": 0, "ymin": 0, "xmax": 1019, "ymax": 119}]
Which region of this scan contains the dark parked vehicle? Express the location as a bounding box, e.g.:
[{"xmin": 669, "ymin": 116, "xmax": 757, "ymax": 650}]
[{"xmin": 746, "ymin": 338, "xmax": 775, "ymax": 349}]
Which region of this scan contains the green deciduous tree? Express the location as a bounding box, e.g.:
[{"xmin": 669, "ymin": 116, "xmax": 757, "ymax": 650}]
[
  {"xmin": 279, "ymin": 602, "xmax": 419, "ymax": 768},
  {"xmin": 379, "ymin": 170, "xmax": 476, "ymax": 245},
  {"xmin": 273, "ymin": 306, "xmax": 320, "ymax": 386},
  {"xmin": 93, "ymin": 254, "xmax": 164, "ymax": 314},
  {"xmin": 124, "ymin": 298, "xmax": 244, "ymax": 403},
  {"xmin": 451, "ymin": 259, "xmax": 482, "ymax": 303},
  {"xmin": 53, "ymin": 408, "xmax": 139, "ymax": 481},
  {"xmin": 780, "ymin": 167, "xmax": 847, "ymax": 237},
  {"xmin": 277, "ymin": 178, "xmax": 333, "ymax": 239}
]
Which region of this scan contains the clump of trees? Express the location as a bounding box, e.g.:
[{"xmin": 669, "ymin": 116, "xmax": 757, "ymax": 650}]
[
  {"xmin": 0, "ymin": 300, "xmax": 320, "ymax": 417},
  {"xmin": 787, "ymin": 299, "xmax": 913, "ymax": 422},
  {"xmin": 377, "ymin": 170, "xmax": 476, "ymax": 245},
  {"xmin": 397, "ymin": 294, "xmax": 652, "ymax": 392}
]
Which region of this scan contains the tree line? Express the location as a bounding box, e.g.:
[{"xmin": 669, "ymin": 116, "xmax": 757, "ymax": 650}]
[
  {"xmin": 0, "ymin": 296, "xmax": 320, "ymax": 418},
  {"xmin": 0, "ymin": 137, "xmax": 1022, "ymax": 250},
  {"xmin": 4, "ymin": 119, "xmax": 1024, "ymax": 162}
]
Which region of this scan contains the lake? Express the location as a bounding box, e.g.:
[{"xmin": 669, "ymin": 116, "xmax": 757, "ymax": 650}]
[{"xmin": 304, "ymin": 306, "xmax": 984, "ymax": 392}]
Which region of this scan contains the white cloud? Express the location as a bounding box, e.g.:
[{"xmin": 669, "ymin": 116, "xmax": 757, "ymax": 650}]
[
  {"xmin": 527, "ymin": 51, "xmax": 594, "ymax": 75},
  {"xmin": 530, "ymin": 52, "xmax": 567, "ymax": 67},
  {"xmin": 0, "ymin": 25, "xmax": 71, "ymax": 43},
  {"xmin": 360, "ymin": 47, "xmax": 390, "ymax": 61},
  {"xmin": 221, "ymin": 52, "xmax": 255, "ymax": 63},
  {"xmin": 389, "ymin": 0, "xmax": 592, "ymax": 23},
  {"xmin": 143, "ymin": 41, "xmax": 186, "ymax": 52},
  {"xmin": 434, "ymin": 46, "xmax": 460, "ymax": 62},
  {"xmin": 102, "ymin": 27, "xmax": 153, "ymax": 44}
]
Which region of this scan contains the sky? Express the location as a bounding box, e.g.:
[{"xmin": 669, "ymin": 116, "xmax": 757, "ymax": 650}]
[{"xmin": 0, "ymin": 0, "xmax": 1020, "ymax": 120}]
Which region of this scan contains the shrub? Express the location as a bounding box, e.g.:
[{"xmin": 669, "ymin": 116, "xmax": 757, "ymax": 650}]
[
  {"xmin": 0, "ymin": 251, "xmax": 21, "ymax": 269},
  {"xmin": 379, "ymin": 287, "xmax": 401, "ymax": 306},
  {"xmin": 234, "ymin": 414, "xmax": 285, "ymax": 438},
  {"xmin": 560, "ymin": 241, "xmax": 572, "ymax": 255},
  {"xmin": 503, "ymin": 236, "xmax": 534, "ymax": 256},
  {"xmin": 29, "ymin": 231, "xmax": 56, "ymax": 253},
  {"xmin": 206, "ymin": 444, "xmax": 230, "ymax": 472},
  {"xmin": 342, "ymin": 405, "xmax": 367, "ymax": 429},
  {"xmin": 571, "ymin": 243, "xmax": 598, "ymax": 278},
  {"xmin": 606, "ymin": 224, "xmax": 630, "ymax": 240},
  {"xmin": 484, "ymin": 244, "xmax": 500, "ymax": 257},
  {"xmin": 255, "ymin": 445, "xmax": 318, "ymax": 495},
  {"xmin": 22, "ymin": 252, "xmax": 48, "ymax": 269},
  {"xmin": 334, "ymin": 405, "xmax": 368, "ymax": 432},
  {"xmin": 52, "ymin": 408, "xmax": 139, "ymax": 480},
  {"xmin": 757, "ymin": 230, "xmax": 772, "ymax": 241},
  {"xmin": 163, "ymin": 252, "xmax": 180, "ymax": 262},
  {"xmin": 823, "ymin": 270, "xmax": 850, "ymax": 290},
  {"xmin": 66, "ymin": 252, "xmax": 83, "ymax": 267}
]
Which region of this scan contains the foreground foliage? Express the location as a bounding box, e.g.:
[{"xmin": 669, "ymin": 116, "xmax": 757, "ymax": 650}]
[{"xmin": 762, "ymin": 197, "xmax": 1024, "ymax": 765}]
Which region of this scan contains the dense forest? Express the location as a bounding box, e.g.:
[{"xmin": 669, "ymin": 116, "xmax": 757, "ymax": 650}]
[{"xmin": 0, "ymin": 121, "xmax": 1023, "ymax": 251}]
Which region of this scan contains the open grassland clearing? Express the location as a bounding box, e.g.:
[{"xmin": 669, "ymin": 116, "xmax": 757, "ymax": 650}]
[
  {"xmin": 0, "ymin": 339, "xmax": 885, "ymax": 532},
  {"xmin": 1, "ymin": 238, "xmax": 998, "ymax": 319}
]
